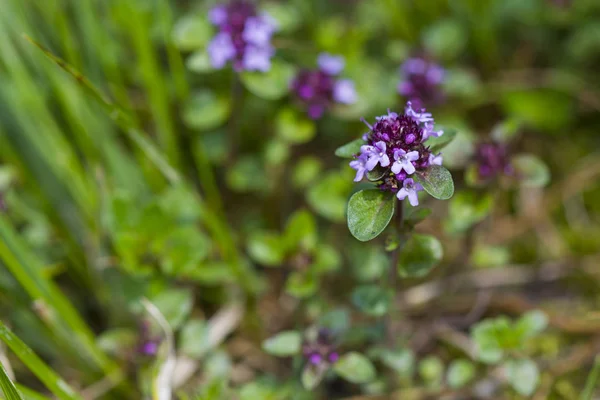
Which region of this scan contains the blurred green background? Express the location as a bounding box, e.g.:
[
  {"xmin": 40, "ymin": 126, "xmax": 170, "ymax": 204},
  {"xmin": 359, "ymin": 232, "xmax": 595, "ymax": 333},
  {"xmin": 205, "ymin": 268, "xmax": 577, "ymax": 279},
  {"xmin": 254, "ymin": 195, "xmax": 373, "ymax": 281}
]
[{"xmin": 1, "ymin": 0, "xmax": 600, "ymax": 399}]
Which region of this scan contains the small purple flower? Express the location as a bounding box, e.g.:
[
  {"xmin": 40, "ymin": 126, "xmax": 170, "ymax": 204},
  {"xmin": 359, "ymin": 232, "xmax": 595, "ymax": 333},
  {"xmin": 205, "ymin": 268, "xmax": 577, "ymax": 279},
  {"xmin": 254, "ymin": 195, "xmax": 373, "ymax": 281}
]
[
  {"xmin": 397, "ymin": 178, "xmax": 423, "ymax": 206},
  {"xmin": 429, "ymin": 152, "xmax": 443, "ymax": 166},
  {"xmin": 208, "ymin": 5, "xmax": 227, "ymax": 26},
  {"xmin": 350, "ymin": 153, "xmax": 368, "ymax": 182},
  {"xmin": 207, "ymin": 32, "xmax": 236, "ymax": 68},
  {"xmin": 140, "ymin": 341, "xmax": 158, "ymax": 356},
  {"xmin": 363, "ymin": 141, "xmax": 390, "ymax": 171},
  {"xmin": 333, "ymin": 79, "xmax": 357, "ymax": 104},
  {"xmin": 207, "ymin": 2, "xmax": 276, "ymax": 72},
  {"xmin": 398, "ymin": 56, "xmax": 445, "ymax": 107},
  {"xmin": 291, "ymin": 53, "xmax": 357, "ymax": 119},
  {"xmin": 242, "ymin": 45, "xmax": 274, "ymax": 72},
  {"xmin": 348, "ymin": 101, "xmax": 444, "ymax": 206},
  {"xmin": 317, "ymin": 53, "xmax": 345, "ymax": 76},
  {"xmin": 391, "ymin": 148, "xmax": 419, "ymax": 175},
  {"xmin": 242, "ymin": 16, "xmax": 276, "ymax": 46}
]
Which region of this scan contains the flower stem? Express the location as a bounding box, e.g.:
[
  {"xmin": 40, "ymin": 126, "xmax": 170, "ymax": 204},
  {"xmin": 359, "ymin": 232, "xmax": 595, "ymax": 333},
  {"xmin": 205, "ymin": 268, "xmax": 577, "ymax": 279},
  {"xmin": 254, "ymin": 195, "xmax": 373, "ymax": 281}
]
[{"xmin": 387, "ymin": 199, "xmax": 404, "ymax": 347}]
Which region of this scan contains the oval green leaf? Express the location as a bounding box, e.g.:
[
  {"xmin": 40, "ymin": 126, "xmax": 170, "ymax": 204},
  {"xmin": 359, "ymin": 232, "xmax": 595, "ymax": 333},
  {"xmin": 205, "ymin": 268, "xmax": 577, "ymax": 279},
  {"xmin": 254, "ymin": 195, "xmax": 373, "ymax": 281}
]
[
  {"xmin": 415, "ymin": 165, "xmax": 454, "ymax": 200},
  {"xmin": 347, "ymin": 190, "xmax": 395, "ymax": 242},
  {"xmin": 183, "ymin": 90, "xmax": 231, "ymax": 131},
  {"xmin": 505, "ymin": 359, "xmax": 539, "ymax": 396},
  {"xmin": 512, "ymin": 154, "xmax": 550, "ymax": 188},
  {"xmin": 447, "ymin": 359, "xmax": 476, "ymax": 389},
  {"xmin": 425, "ymin": 129, "xmax": 458, "ymax": 153},
  {"xmin": 261, "ymin": 331, "xmax": 302, "ymax": 357},
  {"xmin": 240, "ymin": 60, "xmax": 296, "ymax": 100},
  {"xmin": 333, "ymin": 352, "xmax": 376, "ymax": 384},
  {"xmin": 351, "ymin": 285, "xmax": 391, "ymax": 317},
  {"xmin": 397, "ymin": 234, "xmax": 443, "ymax": 278},
  {"xmin": 335, "ymin": 138, "xmax": 364, "ymax": 158},
  {"xmin": 246, "ymin": 232, "xmax": 285, "ymax": 267}
]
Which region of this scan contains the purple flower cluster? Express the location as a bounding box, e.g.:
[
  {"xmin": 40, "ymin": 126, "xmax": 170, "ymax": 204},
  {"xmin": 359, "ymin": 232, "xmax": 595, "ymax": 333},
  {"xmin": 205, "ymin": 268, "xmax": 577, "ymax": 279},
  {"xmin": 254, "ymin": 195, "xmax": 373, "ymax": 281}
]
[
  {"xmin": 290, "ymin": 53, "xmax": 357, "ymax": 119},
  {"xmin": 474, "ymin": 141, "xmax": 513, "ymax": 181},
  {"xmin": 302, "ymin": 328, "xmax": 339, "ymax": 366},
  {"xmin": 350, "ymin": 102, "xmax": 444, "ymax": 206},
  {"xmin": 137, "ymin": 320, "xmax": 161, "ymax": 357},
  {"xmin": 207, "ymin": 1, "xmax": 277, "ymax": 72},
  {"xmin": 397, "ymin": 57, "xmax": 445, "ymax": 110}
]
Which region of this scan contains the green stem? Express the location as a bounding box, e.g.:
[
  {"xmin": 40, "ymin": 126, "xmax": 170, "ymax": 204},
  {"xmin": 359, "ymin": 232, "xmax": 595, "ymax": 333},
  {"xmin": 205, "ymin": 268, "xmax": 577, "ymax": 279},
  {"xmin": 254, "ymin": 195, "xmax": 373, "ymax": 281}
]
[
  {"xmin": 386, "ymin": 200, "xmax": 404, "ymax": 347},
  {"xmin": 581, "ymin": 355, "xmax": 600, "ymax": 400}
]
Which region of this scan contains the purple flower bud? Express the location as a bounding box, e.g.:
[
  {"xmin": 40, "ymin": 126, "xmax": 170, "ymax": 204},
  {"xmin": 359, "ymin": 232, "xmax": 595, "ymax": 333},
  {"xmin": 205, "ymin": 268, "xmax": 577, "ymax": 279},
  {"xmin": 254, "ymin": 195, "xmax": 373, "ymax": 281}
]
[
  {"xmin": 328, "ymin": 352, "xmax": 339, "ymax": 363},
  {"xmin": 398, "ymin": 56, "xmax": 445, "ymax": 107},
  {"xmin": 309, "ymin": 353, "xmax": 322, "ymax": 365},
  {"xmin": 474, "ymin": 141, "xmax": 512, "ymax": 181}
]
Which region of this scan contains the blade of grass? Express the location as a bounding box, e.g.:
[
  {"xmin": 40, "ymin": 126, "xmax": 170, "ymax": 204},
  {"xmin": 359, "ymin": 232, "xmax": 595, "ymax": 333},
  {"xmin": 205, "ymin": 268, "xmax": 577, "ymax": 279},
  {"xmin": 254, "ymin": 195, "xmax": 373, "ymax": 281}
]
[
  {"xmin": 0, "ymin": 360, "xmax": 24, "ymax": 400},
  {"xmin": 15, "ymin": 385, "xmax": 51, "ymax": 400},
  {"xmin": 580, "ymin": 355, "xmax": 600, "ymax": 400},
  {"xmin": 0, "ymin": 321, "xmax": 83, "ymax": 400}
]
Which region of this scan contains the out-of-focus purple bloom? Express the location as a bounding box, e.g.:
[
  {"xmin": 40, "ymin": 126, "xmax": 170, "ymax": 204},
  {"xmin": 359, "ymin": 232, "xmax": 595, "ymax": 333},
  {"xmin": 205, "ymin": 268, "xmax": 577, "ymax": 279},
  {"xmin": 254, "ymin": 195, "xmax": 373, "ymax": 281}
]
[
  {"xmin": 391, "ymin": 148, "xmax": 419, "ymax": 175},
  {"xmin": 397, "ymin": 178, "xmax": 423, "ymax": 206},
  {"xmin": 333, "ymin": 79, "xmax": 357, "ymax": 104},
  {"xmin": 207, "ymin": 2, "xmax": 277, "ymax": 72},
  {"xmin": 207, "ymin": 32, "xmax": 236, "ymax": 68},
  {"xmin": 140, "ymin": 341, "xmax": 158, "ymax": 356},
  {"xmin": 242, "ymin": 44, "xmax": 274, "ymax": 72},
  {"xmin": 209, "ymin": 5, "xmax": 227, "ymax": 26},
  {"xmin": 302, "ymin": 328, "xmax": 339, "ymax": 368},
  {"xmin": 398, "ymin": 57, "xmax": 445, "ymax": 108},
  {"xmin": 317, "ymin": 53, "xmax": 345, "ymax": 76},
  {"xmin": 475, "ymin": 141, "xmax": 513, "ymax": 180},
  {"xmin": 137, "ymin": 320, "xmax": 161, "ymax": 357},
  {"xmin": 348, "ymin": 101, "xmax": 445, "ymax": 206},
  {"xmin": 291, "ymin": 53, "xmax": 357, "ymax": 119}
]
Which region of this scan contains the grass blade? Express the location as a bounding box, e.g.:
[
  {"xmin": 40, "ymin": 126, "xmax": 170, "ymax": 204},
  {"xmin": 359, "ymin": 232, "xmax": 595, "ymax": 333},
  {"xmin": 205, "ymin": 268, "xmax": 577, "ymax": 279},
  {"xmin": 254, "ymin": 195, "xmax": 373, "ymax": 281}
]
[
  {"xmin": 0, "ymin": 321, "xmax": 83, "ymax": 400},
  {"xmin": 580, "ymin": 355, "xmax": 600, "ymax": 400},
  {"xmin": 0, "ymin": 360, "xmax": 24, "ymax": 400}
]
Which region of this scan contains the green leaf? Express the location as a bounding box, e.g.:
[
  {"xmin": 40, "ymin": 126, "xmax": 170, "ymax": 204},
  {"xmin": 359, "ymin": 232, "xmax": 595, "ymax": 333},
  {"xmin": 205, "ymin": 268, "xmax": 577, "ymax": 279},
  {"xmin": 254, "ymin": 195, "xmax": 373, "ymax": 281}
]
[
  {"xmin": 179, "ymin": 319, "xmax": 210, "ymax": 359},
  {"xmin": 512, "ymin": 154, "xmax": 550, "ymax": 188},
  {"xmin": 397, "ymin": 234, "xmax": 443, "ymax": 278},
  {"xmin": 425, "ymin": 129, "xmax": 458, "ymax": 153},
  {"xmin": 276, "ymin": 108, "xmax": 316, "ymax": 144},
  {"xmin": 284, "ymin": 210, "xmax": 317, "ymax": 252},
  {"xmin": 333, "ymin": 352, "xmax": 376, "ymax": 384},
  {"xmin": 379, "ymin": 349, "xmax": 414, "ymax": 378},
  {"xmin": 246, "ymin": 232, "xmax": 285, "ymax": 267},
  {"xmin": 172, "ymin": 15, "xmax": 212, "ymax": 51},
  {"xmin": 471, "ymin": 317, "xmax": 511, "ymax": 364},
  {"xmin": 311, "ymin": 244, "xmax": 341, "ymax": 274},
  {"xmin": 182, "ymin": 90, "xmax": 231, "ymax": 131},
  {"xmin": 262, "ymin": 3, "xmax": 302, "ymax": 33},
  {"xmin": 186, "ymin": 51, "xmax": 215, "ymax": 74},
  {"xmin": 226, "ymin": 156, "xmax": 268, "ymax": 193},
  {"xmin": 505, "ymin": 359, "xmax": 539, "ymax": 396},
  {"xmin": 515, "ymin": 310, "xmax": 548, "ymax": 341},
  {"xmin": 240, "ymin": 60, "xmax": 296, "ymax": 100},
  {"xmin": 0, "ymin": 322, "xmax": 82, "ymax": 400},
  {"xmin": 418, "ymin": 356, "xmax": 444, "ymax": 388},
  {"xmin": 285, "ymin": 272, "xmax": 317, "ymax": 299},
  {"xmin": 501, "ymin": 89, "xmax": 574, "ymax": 132},
  {"xmin": 302, "ymin": 365, "xmax": 326, "ymax": 390},
  {"xmin": 335, "ymin": 139, "xmax": 363, "ymax": 158},
  {"xmin": 262, "ymin": 331, "xmax": 302, "ymax": 357},
  {"xmin": 97, "ymin": 328, "xmax": 137, "ymax": 358},
  {"xmin": 0, "ymin": 360, "xmax": 25, "ymax": 400},
  {"xmin": 351, "ymin": 285, "xmax": 391, "ymax": 317},
  {"xmin": 445, "ymin": 191, "xmax": 494, "ymax": 234},
  {"xmin": 151, "ymin": 288, "xmax": 193, "ymax": 330},
  {"xmin": 292, "ymin": 157, "xmax": 323, "ymax": 189},
  {"xmin": 307, "ymin": 172, "xmax": 352, "ymax": 222},
  {"xmin": 447, "ymin": 359, "xmax": 476, "ymax": 389},
  {"xmin": 422, "ymin": 19, "xmax": 467, "ymax": 61},
  {"xmin": 366, "ymin": 166, "xmax": 387, "ymax": 182},
  {"xmin": 415, "ymin": 165, "xmax": 454, "ymax": 200},
  {"xmin": 347, "ymin": 190, "xmax": 396, "ymax": 242}
]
